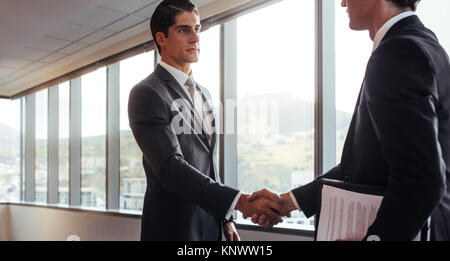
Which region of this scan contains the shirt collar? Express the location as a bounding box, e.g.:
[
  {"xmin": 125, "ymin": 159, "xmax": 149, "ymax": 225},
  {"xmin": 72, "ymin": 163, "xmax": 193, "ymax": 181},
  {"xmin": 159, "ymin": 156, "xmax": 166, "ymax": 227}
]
[
  {"xmin": 372, "ymin": 11, "xmax": 416, "ymax": 53},
  {"xmin": 159, "ymin": 61, "xmax": 194, "ymax": 88}
]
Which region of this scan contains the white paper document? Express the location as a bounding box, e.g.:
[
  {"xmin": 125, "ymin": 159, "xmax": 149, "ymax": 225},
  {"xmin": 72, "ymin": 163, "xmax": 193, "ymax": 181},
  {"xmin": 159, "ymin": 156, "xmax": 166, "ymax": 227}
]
[{"xmin": 317, "ymin": 185, "xmax": 384, "ymax": 241}]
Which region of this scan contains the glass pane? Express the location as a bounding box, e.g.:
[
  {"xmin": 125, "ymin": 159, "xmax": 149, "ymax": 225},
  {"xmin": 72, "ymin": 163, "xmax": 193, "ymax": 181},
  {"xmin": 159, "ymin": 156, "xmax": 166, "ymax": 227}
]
[
  {"xmin": 81, "ymin": 68, "xmax": 106, "ymax": 208},
  {"xmin": 35, "ymin": 89, "xmax": 48, "ymax": 203},
  {"xmin": 191, "ymin": 25, "xmax": 221, "ymax": 173},
  {"xmin": 119, "ymin": 51, "xmax": 154, "ymax": 211},
  {"xmin": 59, "ymin": 82, "xmax": 70, "ymax": 205},
  {"xmin": 335, "ymin": 0, "xmax": 372, "ymax": 163},
  {"xmin": 0, "ymin": 99, "xmax": 21, "ymax": 202},
  {"xmin": 236, "ymin": 0, "xmax": 316, "ymax": 230}
]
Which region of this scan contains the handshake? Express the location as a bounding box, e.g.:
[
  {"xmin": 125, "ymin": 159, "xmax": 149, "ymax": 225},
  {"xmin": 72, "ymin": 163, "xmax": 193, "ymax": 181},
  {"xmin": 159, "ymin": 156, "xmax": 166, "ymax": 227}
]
[{"xmin": 235, "ymin": 189, "xmax": 299, "ymax": 229}]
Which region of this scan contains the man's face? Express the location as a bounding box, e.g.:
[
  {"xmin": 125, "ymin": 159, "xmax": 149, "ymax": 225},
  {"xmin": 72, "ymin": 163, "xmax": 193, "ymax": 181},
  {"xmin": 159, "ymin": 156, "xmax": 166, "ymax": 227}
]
[
  {"xmin": 158, "ymin": 11, "xmax": 201, "ymax": 65},
  {"xmin": 341, "ymin": 0, "xmax": 376, "ymax": 30}
]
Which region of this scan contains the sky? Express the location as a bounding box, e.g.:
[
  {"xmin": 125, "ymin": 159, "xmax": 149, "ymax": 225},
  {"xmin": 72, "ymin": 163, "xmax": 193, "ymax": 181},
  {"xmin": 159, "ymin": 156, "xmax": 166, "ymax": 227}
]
[
  {"xmin": 59, "ymin": 81, "xmax": 70, "ymax": 139},
  {"xmin": 119, "ymin": 52, "xmax": 154, "ymax": 131},
  {"xmin": 235, "ymin": 0, "xmax": 315, "ymax": 101},
  {"xmin": 0, "ymin": 98, "xmax": 20, "ymax": 132},
  {"xmin": 81, "ymin": 67, "xmax": 107, "ymax": 137}
]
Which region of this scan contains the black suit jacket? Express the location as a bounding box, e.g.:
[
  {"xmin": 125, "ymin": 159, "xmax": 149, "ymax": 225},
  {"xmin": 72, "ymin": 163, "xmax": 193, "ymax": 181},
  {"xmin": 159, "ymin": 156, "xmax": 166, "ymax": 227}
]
[
  {"xmin": 128, "ymin": 65, "xmax": 239, "ymax": 241},
  {"xmin": 293, "ymin": 15, "xmax": 450, "ymax": 241}
]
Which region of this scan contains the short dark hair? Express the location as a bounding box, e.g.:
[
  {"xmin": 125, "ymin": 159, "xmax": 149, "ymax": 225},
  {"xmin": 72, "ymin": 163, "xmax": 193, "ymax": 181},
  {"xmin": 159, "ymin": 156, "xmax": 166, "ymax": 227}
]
[
  {"xmin": 387, "ymin": 0, "xmax": 421, "ymax": 11},
  {"xmin": 150, "ymin": 0, "xmax": 199, "ymax": 54}
]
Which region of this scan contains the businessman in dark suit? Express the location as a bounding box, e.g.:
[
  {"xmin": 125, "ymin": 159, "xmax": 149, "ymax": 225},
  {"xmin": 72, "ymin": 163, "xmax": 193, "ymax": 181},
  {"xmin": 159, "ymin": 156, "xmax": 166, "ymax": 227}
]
[
  {"xmin": 128, "ymin": 0, "xmax": 282, "ymax": 241},
  {"xmin": 250, "ymin": 0, "xmax": 450, "ymax": 241}
]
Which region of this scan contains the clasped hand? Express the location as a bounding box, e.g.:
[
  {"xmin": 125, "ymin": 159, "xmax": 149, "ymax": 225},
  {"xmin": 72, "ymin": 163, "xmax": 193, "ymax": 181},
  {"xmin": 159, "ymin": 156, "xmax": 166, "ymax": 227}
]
[{"xmin": 236, "ymin": 189, "xmax": 297, "ymax": 229}]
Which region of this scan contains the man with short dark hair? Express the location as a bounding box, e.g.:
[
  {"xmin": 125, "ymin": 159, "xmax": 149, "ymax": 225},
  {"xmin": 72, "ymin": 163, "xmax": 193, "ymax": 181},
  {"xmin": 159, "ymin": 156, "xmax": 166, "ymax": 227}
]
[
  {"xmin": 128, "ymin": 0, "xmax": 282, "ymax": 241},
  {"xmin": 388, "ymin": 0, "xmax": 420, "ymax": 11},
  {"xmin": 251, "ymin": 0, "xmax": 450, "ymax": 241}
]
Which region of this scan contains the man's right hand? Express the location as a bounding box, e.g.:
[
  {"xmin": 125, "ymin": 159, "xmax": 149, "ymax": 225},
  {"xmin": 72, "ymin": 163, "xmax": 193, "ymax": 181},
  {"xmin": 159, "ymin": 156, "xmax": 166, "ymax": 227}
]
[
  {"xmin": 235, "ymin": 194, "xmax": 283, "ymax": 229},
  {"xmin": 248, "ymin": 189, "xmax": 298, "ymax": 228}
]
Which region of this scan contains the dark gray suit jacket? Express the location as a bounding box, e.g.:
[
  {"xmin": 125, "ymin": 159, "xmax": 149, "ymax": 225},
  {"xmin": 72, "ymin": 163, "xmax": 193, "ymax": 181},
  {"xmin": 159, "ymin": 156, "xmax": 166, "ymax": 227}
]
[
  {"xmin": 293, "ymin": 16, "xmax": 450, "ymax": 241},
  {"xmin": 128, "ymin": 65, "xmax": 239, "ymax": 241}
]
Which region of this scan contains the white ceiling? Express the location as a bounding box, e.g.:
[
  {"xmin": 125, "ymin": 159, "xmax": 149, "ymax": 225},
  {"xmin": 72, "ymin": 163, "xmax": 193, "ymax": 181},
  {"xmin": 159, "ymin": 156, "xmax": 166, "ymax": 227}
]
[{"xmin": 0, "ymin": 0, "xmax": 216, "ymax": 97}]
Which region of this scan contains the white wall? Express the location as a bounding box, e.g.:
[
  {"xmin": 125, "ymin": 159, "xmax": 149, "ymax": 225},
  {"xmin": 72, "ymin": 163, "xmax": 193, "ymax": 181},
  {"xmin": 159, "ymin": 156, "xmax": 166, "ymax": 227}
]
[
  {"xmin": 4, "ymin": 204, "xmax": 313, "ymax": 241},
  {"xmin": 8, "ymin": 205, "xmax": 141, "ymax": 241},
  {"xmin": 0, "ymin": 204, "xmax": 10, "ymax": 241}
]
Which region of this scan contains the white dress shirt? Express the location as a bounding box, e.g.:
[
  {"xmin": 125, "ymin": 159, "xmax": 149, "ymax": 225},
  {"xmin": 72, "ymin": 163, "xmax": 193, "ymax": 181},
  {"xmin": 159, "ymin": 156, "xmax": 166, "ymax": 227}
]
[
  {"xmin": 159, "ymin": 61, "xmax": 242, "ymax": 221},
  {"xmin": 159, "ymin": 61, "xmax": 193, "ymax": 103},
  {"xmin": 159, "ymin": 61, "xmax": 211, "ymax": 133},
  {"xmin": 372, "ymin": 11, "xmax": 416, "ymax": 52}
]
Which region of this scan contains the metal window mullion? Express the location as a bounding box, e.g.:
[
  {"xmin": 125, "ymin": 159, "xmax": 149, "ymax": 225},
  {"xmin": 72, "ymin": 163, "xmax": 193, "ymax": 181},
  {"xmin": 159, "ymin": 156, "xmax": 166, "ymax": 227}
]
[
  {"xmin": 25, "ymin": 94, "xmax": 36, "ymax": 202},
  {"xmin": 70, "ymin": 78, "xmax": 81, "ymax": 206},
  {"xmin": 48, "ymin": 86, "xmax": 59, "ymax": 204},
  {"xmin": 316, "ymin": 0, "xmax": 337, "ymax": 179},
  {"xmin": 318, "ymin": 0, "xmax": 336, "ymax": 175},
  {"xmin": 314, "ymin": 0, "xmax": 336, "ymax": 231},
  {"xmin": 107, "ymin": 63, "xmax": 120, "ymax": 210},
  {"xmin": 222, "ymin": 21, "xmax": 238, "ymax": 190},
  {"xmin": 20, "ymin": 98, "xmax": 24, "ymax": 201}
]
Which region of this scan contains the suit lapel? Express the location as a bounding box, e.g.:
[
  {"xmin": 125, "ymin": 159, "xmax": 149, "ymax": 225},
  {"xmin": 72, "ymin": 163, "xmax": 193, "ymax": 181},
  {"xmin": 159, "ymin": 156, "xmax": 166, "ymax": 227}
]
[{"xmin": 155, "ymin": 65, "xmax": 212, "ymax": 152}]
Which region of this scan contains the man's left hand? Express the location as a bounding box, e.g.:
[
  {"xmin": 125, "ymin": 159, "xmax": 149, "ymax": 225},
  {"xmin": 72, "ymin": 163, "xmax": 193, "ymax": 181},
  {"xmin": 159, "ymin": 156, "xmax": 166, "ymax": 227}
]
[{"xmin": 223, "ymin": 221, "xmax": 241, "ymax": 241}]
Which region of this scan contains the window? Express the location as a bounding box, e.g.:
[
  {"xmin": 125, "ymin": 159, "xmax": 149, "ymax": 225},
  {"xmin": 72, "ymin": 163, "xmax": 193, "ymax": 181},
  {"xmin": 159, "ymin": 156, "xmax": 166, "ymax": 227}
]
[
  {"xmin": 119, "ymin": 51, "xmax": 154, "ymax": 211},
  {"xmin": 81, "ymin": 68, "xmax": 107, "ymax": 208},
  {"xmin": 0, "ymin": 99, "xmax": 21, "ymax": 202},
  {"xmin": 335, "ymin": 0, "xmax": 372, "ymax": 163},
  {"xmin": 59, "ymin": 81, "xmax": 70, "ymax": 205},
  {"xmin": 235, "ymin": 0, "xmax": 316, "ymax": 230}
]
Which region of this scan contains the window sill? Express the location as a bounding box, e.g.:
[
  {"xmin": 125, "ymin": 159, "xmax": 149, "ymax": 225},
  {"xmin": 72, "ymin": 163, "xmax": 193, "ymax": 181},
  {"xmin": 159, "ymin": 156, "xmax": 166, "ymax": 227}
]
[
  {"xmin": 1, "ymin": 201, "xmax": 142, "ymax": 219},
  {"xmin": 1, "ymin": 202, "xmax": 316, "ymax": 237}
]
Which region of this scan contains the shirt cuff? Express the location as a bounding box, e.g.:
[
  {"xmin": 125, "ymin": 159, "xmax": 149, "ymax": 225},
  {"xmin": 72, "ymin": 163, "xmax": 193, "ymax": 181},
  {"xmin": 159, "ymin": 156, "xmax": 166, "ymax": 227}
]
[
  {"xmin": 289, "ymin": 191, "xmax": 301, "ymax": 211},
  {"xmin": 225, "ymin": 191, "xmax": 243, "ymax": 221}
]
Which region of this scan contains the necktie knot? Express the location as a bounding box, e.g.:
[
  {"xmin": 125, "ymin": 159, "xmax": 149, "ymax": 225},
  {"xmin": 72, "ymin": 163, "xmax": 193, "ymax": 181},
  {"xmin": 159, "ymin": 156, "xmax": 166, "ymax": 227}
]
[
  {"xmin": 185, "ymin": 77, "xmax": 195, "ymax": 90},
  {"xmin": 185, "ymin": 77, "xmax": 198, "ymax": 104}
]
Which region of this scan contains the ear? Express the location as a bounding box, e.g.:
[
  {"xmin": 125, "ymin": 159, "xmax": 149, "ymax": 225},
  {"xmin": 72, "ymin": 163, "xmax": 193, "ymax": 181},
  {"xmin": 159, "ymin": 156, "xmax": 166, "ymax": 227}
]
[{"xmin": 155, "ymin": 32, "xmax": 167, "ymax": 49}]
